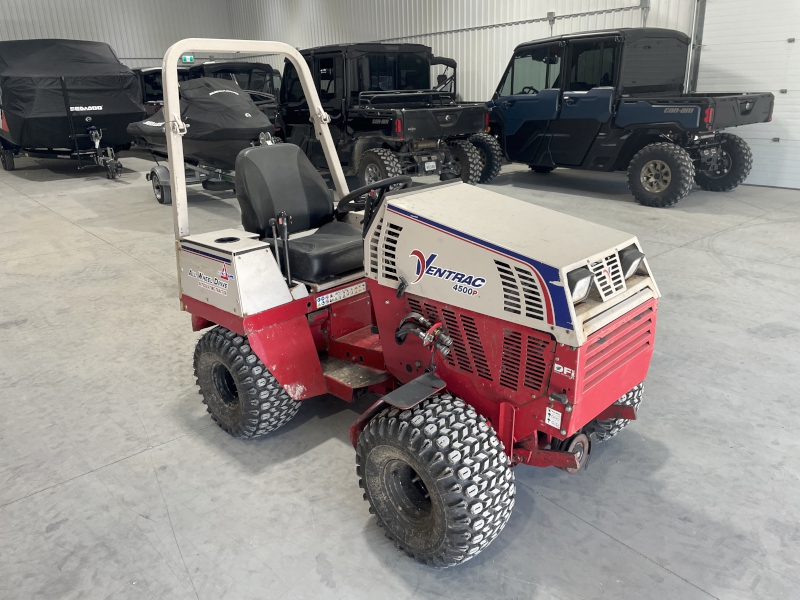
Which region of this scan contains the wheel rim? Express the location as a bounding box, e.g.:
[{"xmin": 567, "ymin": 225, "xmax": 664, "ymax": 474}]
[
  {"xmin": 364, "ymin": 163, "xmax": 382, "ymax": 185},
  {"xmin": 382, "ymin": 459, "xmax": 433, "ymax": 525},
  {"xmin": 152, "ymin": 175, "xmax": 162, "ymax": 201},
  {"xmin": 640, "ymin": 159, "xmax": 672, "ymax": 193},
  {"xmin": 705, "ymin": 150, "xmax": 732, "ymax": 179},
  {"xmin": 211, "ymin": 362, "xmax": 239, "ymax": 408}
]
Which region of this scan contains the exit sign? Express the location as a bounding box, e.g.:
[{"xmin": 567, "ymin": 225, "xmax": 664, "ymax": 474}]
[{"xmin": 181, "ymin": 55, "xmax": 194, "ymax": 64}]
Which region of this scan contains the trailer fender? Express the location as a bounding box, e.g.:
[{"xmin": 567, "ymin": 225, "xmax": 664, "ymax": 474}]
[{"xmin": 147, "ymin": 164, "xmax": 170, "ymax": 185}]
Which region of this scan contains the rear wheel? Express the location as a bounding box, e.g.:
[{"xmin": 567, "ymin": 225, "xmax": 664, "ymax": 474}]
[
  {"xmin": 193, "ymin": 326, "xmax": 300, "ymax": 438},
  {"xmin": 1, "ymin": 149, "xmax": 15, "ymax": 172},
  {"xmin": 468, "ymin": 133, "xmax": 503, "ymax": 183},
  {"xmin": 694, "ymin": 133, "xmax": 752, "ymax": 192},
  {"xmin": 446, "ymin": 140, "xmax": 482, "ymax": 185},
  {"xmin": 591, "ymin": 383, "xmax": 644, "ymax": 443},
  {"xmin": 627, "ymin": 142, "xmax": 694, "ymax": 208},
  {"xmin": 356, "ymin": 394, "xmax": 515, "ymax": 567},
  {"xmin": 357, "ymin": 148, "xmax": 403, "ymax": 188}
]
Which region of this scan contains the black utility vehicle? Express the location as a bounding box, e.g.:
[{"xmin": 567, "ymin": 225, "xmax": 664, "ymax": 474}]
[
  {"xmin": 279, "ymin": 43, "xmax": 503, "ymax": 186},
  {"xmin": 488, "ymin": 28, "xmax": 775, "ymax": 207},
  {"xmin": 133, "ymin": 66, "xmax": 191, "ymax": 115}
]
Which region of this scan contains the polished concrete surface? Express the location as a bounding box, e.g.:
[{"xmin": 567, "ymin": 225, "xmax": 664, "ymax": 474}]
[{"xmin": 1, "ymin": 154, "xmax": 798, "ymax": 600}]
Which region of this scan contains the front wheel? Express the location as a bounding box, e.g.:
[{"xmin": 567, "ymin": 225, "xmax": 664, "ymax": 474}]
[
  {"xmin": 356, "ymin": 394, "xmax": 515, "ymax": 567},
  {"xmin": 193, "ymin": 326, "xmax": 301, "ymax": 438},
  {"xmin": 694, "ymin": 133, "xmax": 752, "ymax": 192},
  {"xmin": 627, "ymin": 142, "xmax": 695, "ymax": 208},
  {"xmin": 468, "ymin": 133, "xmax": 503, "ymax": 183},
  {"xmin": 591, "ymin": 383, "xmax": 644, "ymax": 443}
]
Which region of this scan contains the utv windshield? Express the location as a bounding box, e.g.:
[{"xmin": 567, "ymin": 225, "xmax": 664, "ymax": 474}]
[
  {"xmin": 350, "ymin": 53, "xmax": 431, "ymax": 101},
  {"xmin": 210, "ymin": 68, "xmax": 274, "ymax": 94}
]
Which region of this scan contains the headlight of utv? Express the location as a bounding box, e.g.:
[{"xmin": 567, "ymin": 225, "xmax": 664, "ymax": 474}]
[
  {"xmin": 619, "ymin": 245, "xmax": 645, "ymax": 280},
  {"xmin": 567, "ymin": 267, "xmax": 593, "ymax": 304}
]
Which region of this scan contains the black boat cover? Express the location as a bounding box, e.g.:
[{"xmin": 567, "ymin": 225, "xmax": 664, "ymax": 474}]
[
  {"xmin": 0, "ymin": 39, "xmax": 146, "ymax": 150},
  {"xmin": 127, "ymin": 78, "xmax": 274, "ymax": 170}
]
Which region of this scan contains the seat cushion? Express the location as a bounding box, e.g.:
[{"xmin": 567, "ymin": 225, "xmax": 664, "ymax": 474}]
[{"xmin": 279, "ymin": 221, "xmax": 364, "ymax": 283}]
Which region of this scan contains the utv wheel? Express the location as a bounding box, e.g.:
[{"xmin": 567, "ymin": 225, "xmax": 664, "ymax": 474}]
[
  {"xmin": 627, "ymin": 143, "xmax": 694, "ymax": 208},
  {"xmin": 193, "ymin": 326, "xmax": 300, "ymax": 438},
  {"xmin": 592, "ymin": 383, "xmax": 644, "ymax": 443},
  {"xmin": 151, "ymin": 169, "xmax": 171, "ymax": 205},
  {"xmin": 356, "ymin": 394, "xmax": 515, "ymax": 567},
  {"xmin": 0, "ymin": 149, "xmax": 15, "ymax": 172},
  {"xmin": 357, "ymin": 148, "xmax": 403, "ymax": 188},
  {"xmin": 468, "ymin": 133, "xmax": 503, "ymax": 183},
  {"xmin": 694, "ymin": 133, "xmax": 752, "ymax": 192},
  {"xmin": 529, "ymin": 165, "xmax": 554, "ymax": 173},
  {"xmin": 447, "ymin": 140, "xmax": 481, "ymax": 185}
]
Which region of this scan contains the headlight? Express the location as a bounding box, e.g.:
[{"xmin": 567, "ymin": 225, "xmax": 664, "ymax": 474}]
[
  {"xmin": 619, "ymin": 245, "xmax": 645, "ymax": 280},
  {"xmin": 567, "ymin": 267, "xmax": 593, "ymax": 304}
]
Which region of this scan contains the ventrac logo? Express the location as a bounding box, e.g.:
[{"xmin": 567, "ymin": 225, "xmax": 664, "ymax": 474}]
[
  {"xmin": 70, "ymin": 105, "xmax": 103, "ymax": 111},
  {"xmin": 409, "ymin": 250, "xmax": 486, "ymax": 296}
]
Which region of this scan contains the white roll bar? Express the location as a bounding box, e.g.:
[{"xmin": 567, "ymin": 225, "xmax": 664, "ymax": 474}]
[{"xmin": 161, "ymin": 39, "xmax": 350, "ymax": 240}]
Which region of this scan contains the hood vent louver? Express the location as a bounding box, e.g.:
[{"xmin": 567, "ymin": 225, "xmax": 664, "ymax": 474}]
[
  {"xmin": 381, "ymin": 221, "xmax": 403, "ymax": 281},
  {"xmin": 494, "ymin": 260, "xmax": 545, "ymax": 322},
  {"xmin": 368, "ymin": 218, "xmax": 383, "ymax": 277}
]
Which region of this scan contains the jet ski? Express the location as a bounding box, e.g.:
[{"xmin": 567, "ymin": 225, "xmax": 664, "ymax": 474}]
[
  {"xmin": 127, "ymin": 77, "xmax": 274, "ymax": 171},
  {"xmin": 0, "ymin": 39, "xmax": 146, "ymax": 176}
]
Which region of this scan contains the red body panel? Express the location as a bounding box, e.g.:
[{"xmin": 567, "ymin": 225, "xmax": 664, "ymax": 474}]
[{"xmin": 185, "ymin": 274, "xmax": 657, "ymax": 468}]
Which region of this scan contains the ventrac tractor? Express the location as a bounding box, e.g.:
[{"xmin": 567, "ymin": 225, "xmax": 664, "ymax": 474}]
[{"xmin": 162, "ymin": 38, "xmax": 660, "ymax": 567}]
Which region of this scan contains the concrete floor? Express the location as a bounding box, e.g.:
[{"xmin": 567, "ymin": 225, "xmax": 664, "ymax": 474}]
[{"xmin": 1, "ymin": 152, "xmax": 799, "ymax": 600}]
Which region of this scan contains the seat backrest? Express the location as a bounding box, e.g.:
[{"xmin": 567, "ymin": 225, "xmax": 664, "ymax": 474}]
[{"xmin": 235, "ymin": 144, "xmax": 334, "ymax": 237}]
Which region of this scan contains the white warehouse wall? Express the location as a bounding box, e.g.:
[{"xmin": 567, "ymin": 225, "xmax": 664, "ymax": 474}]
[
  {"xmin": 228, "ymin": 0, "xmax": 696, "ymax": 101},
  {"xmin": 0, "ymin": 0, "xmax": 233, "ymax": 68}
]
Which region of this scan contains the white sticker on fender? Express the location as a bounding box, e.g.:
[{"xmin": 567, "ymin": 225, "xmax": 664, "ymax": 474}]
[
  {"xmin": 545, "ymin": 407, "xmax": 562, "ymax": 429},
  {"xmin": 315, "ymin": 282, "xmax": 367, "ymax": 309}
]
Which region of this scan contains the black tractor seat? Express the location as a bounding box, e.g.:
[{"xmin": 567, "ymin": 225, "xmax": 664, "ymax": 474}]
[{"xmin": 235, "ymin": 144, "xmax": 363, "ymax": 283}]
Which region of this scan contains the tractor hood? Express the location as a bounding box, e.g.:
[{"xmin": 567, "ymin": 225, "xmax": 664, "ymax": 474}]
[{"xmin": 364, "ymin": 182, "xmax": 660, "ymax": 346}]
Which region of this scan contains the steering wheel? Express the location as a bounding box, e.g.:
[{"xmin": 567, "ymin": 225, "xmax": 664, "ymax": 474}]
[
  {"xmin": 520, "ymin": 86, "xmax": 539, "ymax": 95},
  {"xmin": 336, "ymin": 176, "xmax": 412, "ymax": 214}
]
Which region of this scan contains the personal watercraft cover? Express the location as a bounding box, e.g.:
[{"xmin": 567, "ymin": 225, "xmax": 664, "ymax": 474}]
[
  {"xmin": 0, "ymin": 39, "xmax": 146, "ymax": 149},
  {"xmin": 127, "ymin": 78, "xmax": 275, "ymax": 170}
]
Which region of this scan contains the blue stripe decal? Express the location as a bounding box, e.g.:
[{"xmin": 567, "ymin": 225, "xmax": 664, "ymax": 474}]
[
  {"xmin": 180, "ymin": 245, "xmax": 232, "ymax": 264},
  {"xmin": 387, "ymin": 205, "xmax": 573, "ymax": 330}
]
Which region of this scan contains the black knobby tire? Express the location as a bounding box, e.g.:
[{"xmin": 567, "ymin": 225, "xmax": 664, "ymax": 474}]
[
  {"xmin": 151, "ymin": 170, "xmax": 172, "ymax": 205},
  {"xmin": 468, "ymin": 133, "xmax": 503, "ymax": 183},
  {"xmin": 694, "ymin": 133, "xmax": 752, "ymax": 192},
  {"xmin": 446, "ymin": 140, "xmax": 482, "ymax": 185},
  {"xmin": 1, "ymin": 150, "xmax": 15, "ymax": 172},
  {"xmin": 193, "ymin": 326, "xmax": 301, "ymax": 438},
  {"xmin": 357, "ymin": 148, "xmax": 403, "ymax": 188},
  {"xmin": 592, "ymin": 383, "xmax": 644, "ymax": 443},
  {"xmin": 627, "ymin": 142, "xmax": 695, "ymax": 208},
  {"xmin": 356, "ymin": 394, "xmax": 515, "ymax": 567},
  {"xmin": 529, "ymin": 165, "xmax": 554, "ymax": 173}
]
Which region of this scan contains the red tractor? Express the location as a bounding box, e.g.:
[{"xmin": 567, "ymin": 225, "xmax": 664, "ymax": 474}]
[{"xmin": 161, "ymin": 39, "xmax": 660, "ymax": 567}]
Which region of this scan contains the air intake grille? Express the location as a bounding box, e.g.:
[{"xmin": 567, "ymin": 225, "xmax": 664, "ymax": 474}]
[
  {"xmin": 381, "ymin": 222, "xmax": 402, "ymax": 281},
  {"xmin": 441, "ymin": 308, "xmax": 472, "ymax": 373},
  {"xmin": 368, "ymin": 218, "xmax": 382, "ymax": 277},
  {"xmin": 523, "ymin": 336, "xmax": 549, "ymax": 393},
  {"xmin": 590, "ymin": 253, "xmax": 625, "ymax": 301},
  {"xmin": 500, "ymin": 329, "xmax": 522, "ymax": 390},
  {"xmin": 583, "ymin": 303, "xmax": 655, "ymax": 392},
  {"xmin": 461, "ymin": 315, "xmax": 492, "ymax": 381},
  {"xmin": 495, "ymin": 260, "xmax": 546, "ymax": 322}
]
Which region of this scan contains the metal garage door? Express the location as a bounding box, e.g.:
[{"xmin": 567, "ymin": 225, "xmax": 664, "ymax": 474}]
[{"xmin": 697, "ymin": 0, "xmax": 799, "ymax": 188}]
